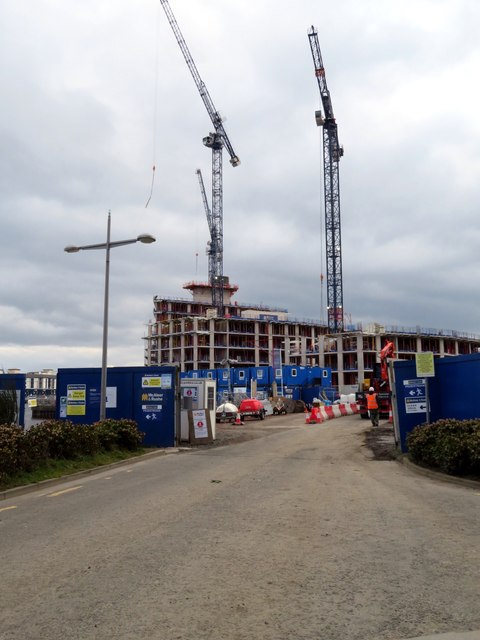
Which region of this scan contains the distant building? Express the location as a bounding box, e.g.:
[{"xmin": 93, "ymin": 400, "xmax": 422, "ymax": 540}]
[
  {"xmin": 0, "ymin": 369, "xmax": 57, "ymax": 396},
  {"xmin": 144, "ymin": 280, "xmax": 480, "ymax": 394},
  {"xmin": 25, "ymin": 369, "xmax": 57, "ymax": 396}
]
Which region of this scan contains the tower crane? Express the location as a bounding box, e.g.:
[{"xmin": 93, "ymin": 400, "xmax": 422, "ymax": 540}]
[
  {"xmin": 159, "ymin": 0, "xmax": 240, "ymax": 317},
  {"xmin": 308, "ymin": 26, "xmax": 344, "ymax": 333},
  {"xmin": 196, "ymin": 168, "xmax": 216, "ymax": 291}
]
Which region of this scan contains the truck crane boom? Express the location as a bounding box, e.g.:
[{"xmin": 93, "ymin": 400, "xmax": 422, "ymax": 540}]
[
  {"xmin": 159, "ymin": 0, "xmax": 240, "ymax": 316},
  {"xmin": 308, "ymin": 26, "xmax": 344, "ymax": 333}
]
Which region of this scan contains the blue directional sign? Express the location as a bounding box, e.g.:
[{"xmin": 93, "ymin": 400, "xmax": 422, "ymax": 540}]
[{"xmin": 403, "ymin": 378, "xmax": 427, "ymax": 414}]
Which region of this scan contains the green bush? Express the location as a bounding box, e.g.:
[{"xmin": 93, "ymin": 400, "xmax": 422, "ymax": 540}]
[
  {"xmin": 24, "ymin": 422, "xmax": 56, "ymax": 465},
  {"xmin": 466, "ymin": 430, "xmax": 480, "ymax": 475},
  {"xmin": 0, "ymin": 424, "xmax": 29, "ymax": 481},
  {"xmin": 26, "ymin": 420, "xmax": 104, "ymax": 460},
  {"xmin": 93, "ymin": 419, "xmax": 144, "ymax": 451},
  {"xmin": 94, "ymin": 420, "xmax": 119, "ymax": 451},
  {"xmin": 407, "ymin": 418, "xmax": 480, "ymax": 476},
  {"xmin": 0, "ymin": 418, "xmax": 145, "ymax": 484}
]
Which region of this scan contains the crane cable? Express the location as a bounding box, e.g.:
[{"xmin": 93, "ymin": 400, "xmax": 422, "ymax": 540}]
[{"xmin": 145, "ymin": 9, "xmax": 161, "ymax": 208}]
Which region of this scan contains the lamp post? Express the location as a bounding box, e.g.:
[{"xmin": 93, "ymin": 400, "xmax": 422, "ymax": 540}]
[
  {"xmin": 279, "ymin": 347, "xmax": 284, "ymax": 397},
  {"xmin": 279, "ymin": 339, "xmax": 290, "ymax": 397},
  {"xmin": 65, "ymin": 211, "xmax": 156, "ymax": 421}
]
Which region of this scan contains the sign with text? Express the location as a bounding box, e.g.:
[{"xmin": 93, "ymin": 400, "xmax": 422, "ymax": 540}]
[
  {"xmin": 188, "ymin": 409, "xmax": 213, "ymax": 444},
  {"xmin": 415, "ymin": 352, "xmax": 435, "ymax": 378},
  {"xmin": 67, "ymin": 384, "xmax": 86, "ymax": 416},
  {"xmin": 403, "ymin": 378, "xmax": 427, "ymax": 414}
]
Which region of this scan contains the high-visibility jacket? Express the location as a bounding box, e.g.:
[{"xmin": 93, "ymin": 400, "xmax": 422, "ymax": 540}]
[{"xmin": 367, "ymin": 392, "xmax": 378, "ymax": 410}]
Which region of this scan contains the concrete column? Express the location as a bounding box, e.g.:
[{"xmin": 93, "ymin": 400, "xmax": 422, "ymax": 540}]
[
  {"xmin": 317, "ymin": 335, "xmax": 325, "ymax": 368},
  {"xmin": 254, "ymin": 321, "xmax": 260, "ymax": 368},
  {"xmin": 357, "ymin": 333, "xmax": 365, "ymax": 385},
  {"xmin": 439, "ymin": 337, "xmax": 445, "ymax": 357},
  {"xmin": 336, "ymin": 338, "xmax": 344, "ymax": 392}
]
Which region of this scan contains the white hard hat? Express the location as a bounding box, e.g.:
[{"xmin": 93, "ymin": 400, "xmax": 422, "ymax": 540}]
[{"xmin": 369, "ymin": 387, "xmax": 374, "ymax": 392}]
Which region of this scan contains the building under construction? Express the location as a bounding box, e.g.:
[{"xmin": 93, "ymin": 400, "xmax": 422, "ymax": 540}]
[
  {"xmin": 144, "ymin": 22, "xmax": 480, "ymax": 394},
  {"xmin": 143, "ymin": 281, "xmax": 480, "ymax": 395}
]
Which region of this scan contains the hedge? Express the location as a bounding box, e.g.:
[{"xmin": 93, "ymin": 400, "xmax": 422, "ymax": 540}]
[
  {"xmin": 0, "ymin": 419, "xmax": 145, "ymax": 484},
  {"xmin": 407, "ymin": 418, "xmax": 480, "ymax": 477}
]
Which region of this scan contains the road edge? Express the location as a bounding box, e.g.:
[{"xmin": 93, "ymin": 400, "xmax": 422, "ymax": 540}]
[
  {"xmin": 398, "ymin": 455, "xmax": 480, "ymax": 490},
  {"xmin": 0, "ymin": 447, "xmax": 184, "ymax": 501}
]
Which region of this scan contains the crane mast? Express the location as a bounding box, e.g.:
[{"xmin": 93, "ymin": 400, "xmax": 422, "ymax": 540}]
[
  {"xmin": 308, "ymin": 26, "xmax": 344, "ymax": 333},
  {"xmin": 159, "ymin": 0, "xmax": 240, "ymax": 316}
]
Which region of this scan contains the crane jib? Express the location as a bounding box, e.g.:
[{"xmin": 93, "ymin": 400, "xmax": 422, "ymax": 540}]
[
  {"xmin": 159, "ymin": 0, "xmax": 239, "ymax": 166},
  {"xmin": 160, "ymin": 0, "xmax": 240, "ymax": 318}
]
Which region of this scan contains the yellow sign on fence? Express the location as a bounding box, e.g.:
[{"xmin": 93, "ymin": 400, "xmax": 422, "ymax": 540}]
[{"xmin": 415, "ymin": 352, "xmax": 435, "ymax": 378}]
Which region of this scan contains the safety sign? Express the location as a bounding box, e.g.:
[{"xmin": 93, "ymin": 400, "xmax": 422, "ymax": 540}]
[
  {"xmin": 67, "ymin": 384, "xmax": 86, "ymax": 416},
  {"xmin": 192, "ymin": 409, "xmax": 208, "ymax": 439},
  {"xmin": 403, "ymin": 378, "xmax": 427, "ymax": 414}
]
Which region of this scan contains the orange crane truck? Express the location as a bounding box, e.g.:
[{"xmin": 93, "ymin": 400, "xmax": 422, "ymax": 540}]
[{"xmin": 356, "ymin": 340, "xmax": 395, "ymax": 420}]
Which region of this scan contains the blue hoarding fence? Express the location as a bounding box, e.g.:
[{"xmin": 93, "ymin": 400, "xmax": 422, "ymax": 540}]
[
  {"xmin": 0, "ymin": 373, "xmax": 26, "ymax": 428},
  {"xmin": 392, "ymin": 353, "xmax": 480, "ymax": 452},
  {"xmin": 56, "ymin": 366, "xmax": 178, "ymax": 447}
]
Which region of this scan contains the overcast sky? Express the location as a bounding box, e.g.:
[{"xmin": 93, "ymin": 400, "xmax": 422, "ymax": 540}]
[{"xmin": 1, "ymin": 0, "xmax": 480, "ymax": 373}]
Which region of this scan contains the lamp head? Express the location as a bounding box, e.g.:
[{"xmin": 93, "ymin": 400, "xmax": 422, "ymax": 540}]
[
  {"xmin": 137, "ymin": 234, "xmax": 156, "ymax": 244},
  {"xmin": 64, "ymin": 246, "xmax": 80, "ymax": 253}
]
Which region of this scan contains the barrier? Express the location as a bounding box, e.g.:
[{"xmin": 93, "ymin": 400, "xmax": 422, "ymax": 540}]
[
  {"xmin": 338, "ymin": 404, "xmax": 348, "ymax": 416},
  {"xmin": 319, "ymin": 407, "xmax": 328, "ymax": 421},
  {"xmin": 332, "ymin": 405, "xmax": 342, "ymax": 418},
  {"xmin": 306, "ymin": 403, "xmax": 360, "ymax": 424},
  {"xmin": 324, "ymin": 406, "xmax": 335, "ymax": 420}
]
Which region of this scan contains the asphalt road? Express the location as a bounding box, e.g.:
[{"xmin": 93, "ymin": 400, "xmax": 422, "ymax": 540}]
[{"xmin": 1, "ymin": 415, "xmax": 479, "ymax": 640}]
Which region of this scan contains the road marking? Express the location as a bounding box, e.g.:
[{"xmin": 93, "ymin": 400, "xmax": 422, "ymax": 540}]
[
  {"xmin": 103, "ymin": 477, "xmax": 112, "ymax": 480},
  {"xmin": 47, "ymin": 486, "xmax": 82, "ymax": 498},
  {"xmin": 0, "ymin": 506, "xmax": 17, "ymax": 513}
]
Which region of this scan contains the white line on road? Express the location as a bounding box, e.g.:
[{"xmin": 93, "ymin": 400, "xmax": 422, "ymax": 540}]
[{"xmin": 47, "ymin": 486, "xmax": 82, "ymax": 498}]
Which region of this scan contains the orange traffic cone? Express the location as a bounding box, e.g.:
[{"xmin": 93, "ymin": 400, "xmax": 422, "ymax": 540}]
[
  {"xmin": 388, "ymin": 406, "xmax": 393, "ymax": 424},
  {"xmin": 306, "ymin": 406, "xmax": 323, "ymax": 424},
  {"xmin": 234, "ymin": 413, "xmax": 243, "ymax": 425}
]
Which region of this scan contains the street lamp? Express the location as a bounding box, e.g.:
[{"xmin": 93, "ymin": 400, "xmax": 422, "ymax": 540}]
[
  {"xmin": 65, "ymin": 210, "xmax": 156, "ymax": 421},
  {"xmin": 276, "ymin": 339, "xmax": 290, "ymax": 397},
  {"xmin": 220, "ymin": 358, "xmax": 238, "ymax": 403}
]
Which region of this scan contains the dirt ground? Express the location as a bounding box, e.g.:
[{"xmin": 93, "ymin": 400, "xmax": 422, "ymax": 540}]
[
  {"xmin": 186, "ymin": 413, "xmax": 398, "ymax": 461},
  {"xmin": 363, "ymin": 423, "xmax": 398, "ymax": 460},
  {"xmin": 184, "ymin": 416, "xmax": 293, "ymax": 449}
]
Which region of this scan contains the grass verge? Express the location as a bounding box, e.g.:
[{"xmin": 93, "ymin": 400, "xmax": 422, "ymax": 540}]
[{"xmin": 0, "ymin": 448, "xmax": 149, "ymax": 492}]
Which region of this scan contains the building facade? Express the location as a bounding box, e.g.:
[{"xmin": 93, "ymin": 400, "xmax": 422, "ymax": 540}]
[
  {"xmin": 0, "ymin": 368, "xmax": 57, "ymax": 396},
  {"xmin": 143, "ymin": 282, "xmax": 480, "ymax": 394}
]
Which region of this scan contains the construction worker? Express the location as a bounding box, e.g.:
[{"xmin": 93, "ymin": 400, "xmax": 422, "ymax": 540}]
[{"xmin": 367, "ymin": 386, "xmax": 379, "ymax": 426}]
